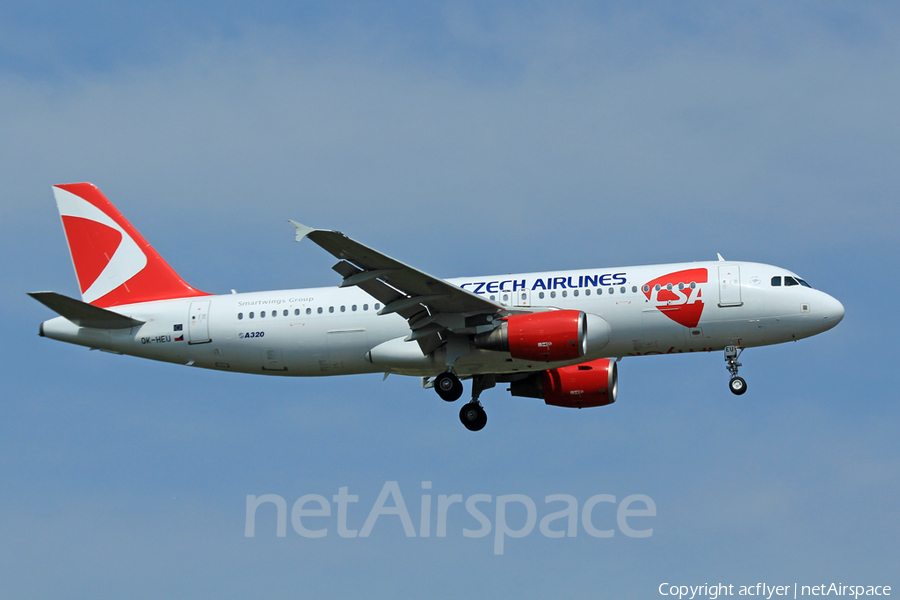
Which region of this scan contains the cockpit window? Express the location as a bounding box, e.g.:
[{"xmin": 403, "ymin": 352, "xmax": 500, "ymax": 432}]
[{"xmin": 773, "ymin": 275, "xmax": 812, "ymax": 288}]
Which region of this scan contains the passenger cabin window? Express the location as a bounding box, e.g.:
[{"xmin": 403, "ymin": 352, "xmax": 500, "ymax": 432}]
[
  {"xmin": 306, "ymin": 308, "xmax": 311, "ymax": 315},
  {"xmin": 771, "ymin": 276, "xmax": 782, "ymax": 286},
  {"xmin": 295, "ymin": 309, "xmax": 300, "ymax": 315},
  {"xmin": 317, "ymin": 307, "xmax": 323, "ymax": 314},
  {"xmin": 238, "ymin": 313, "xmax": 243, "ymax": 320}
]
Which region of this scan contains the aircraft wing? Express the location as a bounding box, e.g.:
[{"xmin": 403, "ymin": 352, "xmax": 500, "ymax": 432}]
[{"xmin": 290, "ymin": 221, "xmax": 506, "ymax": 354}]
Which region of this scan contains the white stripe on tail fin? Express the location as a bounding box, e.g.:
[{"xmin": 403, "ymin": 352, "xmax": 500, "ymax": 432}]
[{"xmin": 52, "ymin": 183, "xmax": 209, "ymax": 307}]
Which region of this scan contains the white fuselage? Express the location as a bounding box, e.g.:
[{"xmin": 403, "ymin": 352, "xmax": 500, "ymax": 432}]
[{"xmin": 40, "ymin": 261, "xmax": 844, "ymax": 377}]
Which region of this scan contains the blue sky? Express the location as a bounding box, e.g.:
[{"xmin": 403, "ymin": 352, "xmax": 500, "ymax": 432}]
[{"xmin": 2, "ymin": 2, "xmax": 898, "ymax": 598}]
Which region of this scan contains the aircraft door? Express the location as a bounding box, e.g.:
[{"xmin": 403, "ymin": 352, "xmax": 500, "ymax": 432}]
[
  {"xmin": 718, "ymin": 265, "xmax": 743, "ymax": 307},
  {"xmin": 188, "ymin": 301, "xmax": 211, "ymax": 344},
  {"xmin": 513, "ymin": 288, "xmax": 531, "ymax": 308}
]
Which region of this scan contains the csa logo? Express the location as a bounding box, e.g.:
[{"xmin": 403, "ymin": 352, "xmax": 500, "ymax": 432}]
[
  {"xmin": 642, "ymin": 268, "xmax": 708, "ymax": 328},
  {"xmin": 55, "ymin": 186, "xmax": 148, "ymax": 304}
]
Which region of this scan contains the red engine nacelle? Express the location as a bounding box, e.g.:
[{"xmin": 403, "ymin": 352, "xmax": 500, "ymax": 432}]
[
  {"xmin": 476, "ymin": 310, "xmax": 585, "ymax": 362},
  {"xmin": 505, "ymin": 310, "xmax": 584, "ymax": 362},
  {"xmin": 509, "ymin": 358, "xmax": 618, "ymax": 408}
]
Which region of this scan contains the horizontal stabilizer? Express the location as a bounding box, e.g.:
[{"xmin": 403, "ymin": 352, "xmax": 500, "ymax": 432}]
[{"xmin": 28, "ymin": 292, "xmax": 144, "ymax": 329}]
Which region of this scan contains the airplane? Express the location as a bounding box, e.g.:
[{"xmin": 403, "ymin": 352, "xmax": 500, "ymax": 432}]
[{"xmin": 31, "ymin": 183, "xmax": 845, "ymax": 431}]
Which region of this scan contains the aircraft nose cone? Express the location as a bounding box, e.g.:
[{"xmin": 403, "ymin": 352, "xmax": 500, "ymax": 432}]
[{"xmin": 821, "ymin": 294, "xmax": 845, "ymax": 330}]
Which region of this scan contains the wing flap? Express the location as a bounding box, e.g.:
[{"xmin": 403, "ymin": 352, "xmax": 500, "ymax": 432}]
[{"xmin": 331, "ymin": 260, "xmax": 427, "ymax": 320}]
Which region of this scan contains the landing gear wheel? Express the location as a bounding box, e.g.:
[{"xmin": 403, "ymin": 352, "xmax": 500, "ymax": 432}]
[
  {"xmin": 724, "ymin": 346, "xmax": 747, "ymax": 396},
  {"xmin": 729, "ymin": 376, "xmax": 747, "ymax": 395},
  {"xmin": 434, "ymin": 372, "xmax": 463, "ymax": 402},
  {"xmin": 459, "ymin": 403, "xmax": 487, "ymax": 431}
]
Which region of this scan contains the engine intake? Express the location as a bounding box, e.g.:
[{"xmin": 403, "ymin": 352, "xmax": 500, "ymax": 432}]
[
  {"xmin": 509, "ymin": 358, "xmax": 618, "ymax": 408},
  {"xmin": 475, "ymin": 310, "xmax": 609, "ymax": 362}
]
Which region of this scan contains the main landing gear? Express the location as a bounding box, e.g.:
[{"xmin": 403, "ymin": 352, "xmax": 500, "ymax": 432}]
[
  {"xmin": 432, "ymin": 371, "xmax": 492, "ymax": 431},
  {"xmin": 459, "ymin": 402, "xmax": 487, "ymax": 431},
  {"xmin": 458, "ymin": 374, "xmax": 494, "ymax": 431},
  {"xmin": 724, "ymin": 345, "xmax": 747, "ymax": 395},
  {"xmin": 434, "ymin": 372, "xmax": 464, "ymax": 402}
]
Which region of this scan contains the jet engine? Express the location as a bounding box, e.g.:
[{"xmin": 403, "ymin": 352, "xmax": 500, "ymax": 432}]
[
  {"xmin": 474, "ymin": 310, "xmax": 610, "ymax": 362},
  {"xmin": 509, "ymin": 358, "xmax": 617, "ymax": 408}
]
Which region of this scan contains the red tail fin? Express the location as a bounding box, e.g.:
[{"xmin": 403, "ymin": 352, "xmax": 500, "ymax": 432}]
[{"xmin": 52, "ymin": 183, "xmax": 209, "ymax": 308}]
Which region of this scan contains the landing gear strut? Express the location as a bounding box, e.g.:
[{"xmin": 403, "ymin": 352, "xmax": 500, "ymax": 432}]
[
  {"xmin": 458, "ymin": 374, "xmax": 495, "ymax": 431},
  {"xmin": 434, "ymin": 371, "xmax": 463, "ymax": 402},
  {"xmin": 724, "ymin": 345, "xmax": 747, "ymax": 395}
]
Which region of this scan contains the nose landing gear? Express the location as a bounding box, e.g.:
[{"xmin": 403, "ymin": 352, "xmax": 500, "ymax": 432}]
[
  {"xmin": 724, "ymin": 345, "xmax": 747, "ymax": 395},
  {"xmin": 729, "ymin": 376, "xmax": 747, "ymax": 395}
]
